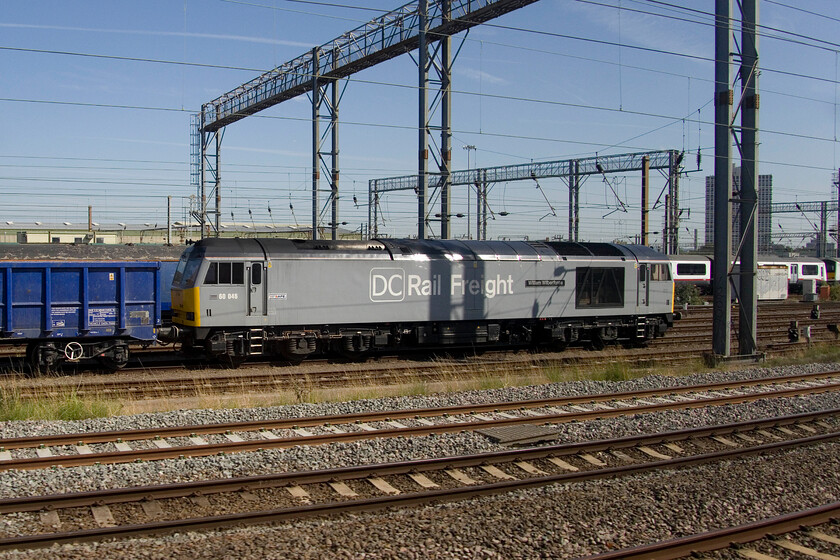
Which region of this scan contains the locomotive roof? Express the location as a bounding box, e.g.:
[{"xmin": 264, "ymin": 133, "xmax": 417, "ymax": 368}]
[{"xmin": 189, "ymin": 237, "xmax": 667, "ymax": 262}]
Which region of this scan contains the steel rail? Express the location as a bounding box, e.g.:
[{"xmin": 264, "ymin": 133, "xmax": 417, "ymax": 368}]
[
  {"xmin": 4, "ymin": 322, "xmax": 837, "ymax": 398},
  {"xmin": 7, "ymin": 335, "xmax": 839, "ymax": 401},
  {"xmin": 577, "ymin": 502, "xmax": 840, "ymax": 560},
  {"xmin": 0, "ymin": 301, "xmax": 829, "ymax": 358},
  {"xmin": 0, "ymin": 408, "xmax": 836, "ymax": 515},
  {"xmin": 1, "ymin": 380, "xmax": 838, "ymax": 470},
  {"xmin": 0, "ymin": 418, "xmax": 837, "ymax": 551},
  {"xmin": 1, "ymin": 370, "xmax": 836, "ymax": 448}
]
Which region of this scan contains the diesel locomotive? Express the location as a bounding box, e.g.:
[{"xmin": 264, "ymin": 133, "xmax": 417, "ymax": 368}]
[{"xmin": 169, "ymin": 237, "xmax": 675, "ymax": 365}]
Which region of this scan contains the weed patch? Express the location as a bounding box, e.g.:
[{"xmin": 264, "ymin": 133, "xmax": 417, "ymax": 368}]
[{"xmin": 0, "ymin": 388, "xmax": 119, "ymax": 421}]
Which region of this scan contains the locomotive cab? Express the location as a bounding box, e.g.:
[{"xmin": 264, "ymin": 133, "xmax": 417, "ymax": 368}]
[
  {"xmin": 170, "ymin": 240, "xmax": 271, "ymax": 363},
  {"xmin": 172, "ymin": 245, "xmax": 269, "ymax": 325}
]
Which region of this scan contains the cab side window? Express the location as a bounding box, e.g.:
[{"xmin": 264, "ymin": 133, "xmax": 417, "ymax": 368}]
[
  {"xmin": 232, "ymin": 263, "xmax": 244, "ymax": 284},
  {"xmin": 204, "ymin": 262, "xmax": 218, "ymax": 284},
  {"xmin": 650, "ymin": 263, "xmax": 671, "ymax": 281},
  {"xmin": 204, "ymin": 262, "xmax": 245, "ymax": 285}
]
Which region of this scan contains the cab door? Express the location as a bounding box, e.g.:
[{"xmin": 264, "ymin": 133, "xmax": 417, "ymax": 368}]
[
  {"xmin": 247, "ymin": 262, "xmax": 266, "ymax": 317},
  {"xmin": 638, "ymin": 263, "xmax": 649, "ymax": 307}
]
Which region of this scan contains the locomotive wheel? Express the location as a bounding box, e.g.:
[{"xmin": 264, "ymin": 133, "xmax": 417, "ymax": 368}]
[
  {"xmin": 278, "ymin": 337, "xmax": 316, "ymax": 364},
  {"xmin": 221, "ymin": 354, "xmax": 246, "ymax": 369},
  {"xmin": 548, "ymin": 340, "xmax": 568, "ymax": 352},
  {"xmin": 279, "ymin": 354, "xmax": 305, "ymax": 366}
]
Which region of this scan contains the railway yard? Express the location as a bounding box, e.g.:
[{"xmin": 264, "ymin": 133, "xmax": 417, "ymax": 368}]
[
  {"xmin": 0, "ymin": 300, "xmax": 836, "ymax": 558},
  {"xmin": 5, "ymin": 0, "xmax": 840, "ymax": 557}
]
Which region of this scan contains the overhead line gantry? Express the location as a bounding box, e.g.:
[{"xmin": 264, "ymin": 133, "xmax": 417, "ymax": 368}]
[
  {"xmin": 370, "ymin": 149, "xmax": 684, "ymax": 247},
  {"xmin": 191, "ymin": 0, "xmax": 539, "ymax": 240}
]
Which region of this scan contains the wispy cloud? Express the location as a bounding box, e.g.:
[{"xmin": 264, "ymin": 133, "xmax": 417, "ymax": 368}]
[
  {"xmin": 458, "ymin": 67, "xmax": 508, "ymax": 86},
  {"xmin": 566, "ymin": 2, "xmax": 708, "ymax": 62},
  {"xmin": 0, "ymin": 23, "xmax": 310, "ymax": 48}
]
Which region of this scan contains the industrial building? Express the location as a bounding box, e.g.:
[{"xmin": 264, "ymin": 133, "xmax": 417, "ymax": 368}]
[{"xmin": 0, "ymin": 223, "xmax": 355, "ymax": 245}]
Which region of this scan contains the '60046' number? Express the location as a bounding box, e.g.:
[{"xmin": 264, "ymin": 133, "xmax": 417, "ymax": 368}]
[{"xmin": 218, "ymin": 293, "xmax": 239, "ymax": 300}]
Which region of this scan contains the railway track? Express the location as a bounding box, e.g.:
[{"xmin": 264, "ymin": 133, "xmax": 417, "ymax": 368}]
[
  {"xmin": 581, "ymin": 502, "xmax": 840, "ymax": 559},
  {"xmin": 4, "ymin": 335, "xmax": 835, "ymax": 402},
  {"xmin": 0, "ymin": 409, "xmax": 835, "ymax": 551},
  {"xmin": 1, "ymin": 371, "xmax": 837, "ymax": 470},
  {"xmin": 1, "ymin": 299, "xmax": 838, "ymax": 402}
]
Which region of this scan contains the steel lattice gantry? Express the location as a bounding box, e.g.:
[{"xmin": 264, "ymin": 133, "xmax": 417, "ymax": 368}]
[
  {"xmin": 771, "ymin": 200, "xmax": 839, "ymax": 258},
  {"xmin": 369, "ymin": 149, "xmax": 683, "ymax": 245},
  {"xmin": 191, "ymin": 0, "xmax": 539, "ymax": 240},
  {"xmin": 711, "ymin": 0, "xmax": 760, "ymax": 360}
]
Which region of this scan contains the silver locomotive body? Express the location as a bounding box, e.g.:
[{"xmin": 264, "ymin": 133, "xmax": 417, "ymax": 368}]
[{"xmin": 171, "ymin": 238, "xmax": 673, "ymax": 364}]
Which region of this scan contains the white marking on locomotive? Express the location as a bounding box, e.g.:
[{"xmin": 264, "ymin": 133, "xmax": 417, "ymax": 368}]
[
  {"xmin": 371, "ymin": 268, "xmax": 514, "ymax": 302},
  {"xmin": 407, "ymin": 274, "xmax": 442, "ymax": 296},
  {"xmin": 370, "ymin": 268, "xmax": 406, "ymax": 302},
  {"xmin": 451, "ymin": 274, "xmax": 514, "ymax": 299}
]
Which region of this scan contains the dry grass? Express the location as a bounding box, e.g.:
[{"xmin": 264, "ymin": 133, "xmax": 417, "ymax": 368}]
[
  {"xmin": 4, "ymin": 343, "xmax": 839, "ymax": 420},
  {"xmin": 0, "ymin": 386, "xmax": 122, "ymax": 421}
]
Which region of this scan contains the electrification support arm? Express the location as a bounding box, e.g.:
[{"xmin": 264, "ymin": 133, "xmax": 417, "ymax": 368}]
[
  {"xmin": 574, "ymin": 160, "xmax": 580, "ymax": 241},
  {"xmin": 568, "ymin": 160, "xmax": 575, "ymax": 241},
  {"xmin": 437, "ymin": 0, "xmax": 452, "ymax": 239},
  {"xmin": 311, "ymin": 47, "xmax": 321, "ymax": 240},
  {"xmin": 417, "ymin": 0, "xmax": 429, "ymax": 240},
  {"xmin": 668, "ymin": 150, "xmax": 681, "ymax": 254},
  {"xmin": 200, "ymin": 118, "xmax": 207, "ymax": 237},
  {"xmin": 369, "ymin": 150, "xmax": 681, "ymax": 240},
  {"xmin": 195, "ymin": 0, "xmax": 542, "ymax": 241},
  {"xmin": 713, "ymin": 0, "xmax": 733, "ymax": 358},
  {"xmin": 641, "ymin": 156, "xmax": 649, "ymax": 246},
  {"xmin": 330, "ymin": 79, "xmax": 340, "ymax": 240},
  {"xmin": 214, "ymin": 133, "xmax": 221, "ymax": 235},
  {"xmin": 738, "ymin": 0, "xmax": 759, "ymax": 356}
]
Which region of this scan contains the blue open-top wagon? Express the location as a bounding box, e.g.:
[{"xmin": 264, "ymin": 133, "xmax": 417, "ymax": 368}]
[{"xmin": 0, "ymin": 261, "xmax": 165, "ymax": 371}]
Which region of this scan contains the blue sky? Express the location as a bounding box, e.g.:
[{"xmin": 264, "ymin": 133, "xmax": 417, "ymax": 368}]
[{"xmin": 1, "ymin": 0, "xmax": 839, "ymax": 248}]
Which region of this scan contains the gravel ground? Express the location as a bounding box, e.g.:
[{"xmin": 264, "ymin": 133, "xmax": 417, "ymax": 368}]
[{"xmin": 0, "ymin": 361, "xmax": 839, "ymax": 558}]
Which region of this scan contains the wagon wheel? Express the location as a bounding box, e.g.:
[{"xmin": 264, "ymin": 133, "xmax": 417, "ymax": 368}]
[
  {"xmin": 25, "ymin": 342, "xmax": 57, "ymax": 377},
  {"xmin": 98, "ymin": 353, "xmax": 129, "ymax": 373},
  {"xmin": 25, "ymin": 342, "xmax": 41, "ymax": 377}
]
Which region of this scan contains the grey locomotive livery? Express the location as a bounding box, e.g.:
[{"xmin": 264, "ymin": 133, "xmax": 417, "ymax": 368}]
[{"xmin": 170, "ymin": 238, "xmax": 674, "ymax": 364}]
